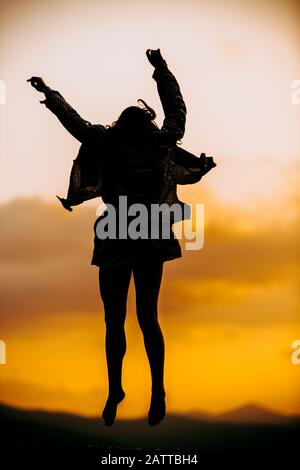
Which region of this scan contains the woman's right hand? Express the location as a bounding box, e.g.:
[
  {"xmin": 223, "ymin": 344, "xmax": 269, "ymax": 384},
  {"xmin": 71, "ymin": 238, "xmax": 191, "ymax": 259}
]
[
  {"xmin": 146, "ymin": 49, "xmax": 166, "ymax": 68},
  {"xmin": 27, "ymin": 76, "xmax": 48, "ymax": 93},
  {"xmin": 199, "ymin": 153, "xmax": 217, "ymax": 174}
]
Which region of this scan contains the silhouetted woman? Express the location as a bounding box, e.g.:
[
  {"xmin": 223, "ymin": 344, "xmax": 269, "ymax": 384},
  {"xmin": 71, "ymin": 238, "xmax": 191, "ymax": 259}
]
[{"xmin": 27, "ymin": 49, "xmax": 216, "ymax": 427}]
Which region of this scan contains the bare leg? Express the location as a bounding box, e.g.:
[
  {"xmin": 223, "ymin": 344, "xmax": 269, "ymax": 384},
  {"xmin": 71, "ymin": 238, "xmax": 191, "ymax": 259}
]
[
  {"xmin": 99, "ymin": 264, "xmax": 132, "ymax": 425},
  {"xmin": 133, "ymin": 261, "xmax": 166, "ymax": 425}
]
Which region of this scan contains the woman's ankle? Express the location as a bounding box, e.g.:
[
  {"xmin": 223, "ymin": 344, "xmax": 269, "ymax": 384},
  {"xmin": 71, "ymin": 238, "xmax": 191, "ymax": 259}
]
[
  {"xmin": 151, "ymin": 387, "xmax": 166, "ymax": 398},
  {"xmin": 108, "ymin": 387, "xmax": 125, "ymax": 399}
]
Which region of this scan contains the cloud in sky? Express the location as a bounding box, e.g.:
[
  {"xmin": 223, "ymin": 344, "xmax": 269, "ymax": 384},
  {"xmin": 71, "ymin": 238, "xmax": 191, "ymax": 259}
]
[
  {"xmin": 0, "ymin": 192, "xmax": 299, "ymax": 418},
  {"xmin": 0, "ymin": 196, "xmax": 299, "ymax": 329}
]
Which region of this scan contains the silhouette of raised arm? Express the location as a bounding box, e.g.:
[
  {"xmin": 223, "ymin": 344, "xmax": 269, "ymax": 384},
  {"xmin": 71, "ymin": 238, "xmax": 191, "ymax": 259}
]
[
  {"xmin": 146, "ymin": 49, "xmax": 187, "ymax": 144},
  {"xmin": 27, "ymin": 76, "xmax": 105, "ymax": 143}
]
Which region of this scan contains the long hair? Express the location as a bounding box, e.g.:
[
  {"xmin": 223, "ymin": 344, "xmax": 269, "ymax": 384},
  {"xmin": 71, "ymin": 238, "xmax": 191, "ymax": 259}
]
[{"xmin": 105, "ymin": 99, "xmax": 159, "ymax": 141}]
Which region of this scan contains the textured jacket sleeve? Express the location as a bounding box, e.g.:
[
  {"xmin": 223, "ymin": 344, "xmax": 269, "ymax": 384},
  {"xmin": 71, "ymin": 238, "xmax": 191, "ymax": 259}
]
[
  {"xmin": 40, "ymin": 88, "xmax": 106, "ymax": 143},
  {"xmin": 153, "ymin": 61, "xmax": 187, "ymax": 140}
]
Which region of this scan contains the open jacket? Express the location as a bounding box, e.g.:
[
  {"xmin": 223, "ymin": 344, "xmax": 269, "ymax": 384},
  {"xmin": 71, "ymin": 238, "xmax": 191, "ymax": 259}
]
[{"xmin": 41, "ymin": 61, "xmax": 216, "ymax": 222}]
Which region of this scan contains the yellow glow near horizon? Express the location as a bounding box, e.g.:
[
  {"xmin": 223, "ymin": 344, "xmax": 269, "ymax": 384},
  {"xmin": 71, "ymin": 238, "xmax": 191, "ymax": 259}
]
[{"xmin": 0, "ymin": 311, "xmax": 299, "ymax": 418}]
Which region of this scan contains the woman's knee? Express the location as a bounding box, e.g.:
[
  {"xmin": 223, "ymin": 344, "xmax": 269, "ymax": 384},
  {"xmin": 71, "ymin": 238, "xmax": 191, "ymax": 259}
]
[
  {"xmin": 137, "ymin": 310, "xmax": 160, "ymax": 333},
  {"xmin": 104, "ymin": 312, "xmax": 126, "ymax": 329},
  {"xmin": 103, "ymin": 302, "xmax": 127, "ymax": 327}
]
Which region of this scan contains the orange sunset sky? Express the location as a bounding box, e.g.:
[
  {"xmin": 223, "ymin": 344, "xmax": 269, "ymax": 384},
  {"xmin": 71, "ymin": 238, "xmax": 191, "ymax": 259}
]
[{"xmin": 0, "ymin": 0, "xmax": 300, "ymax": 419}]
